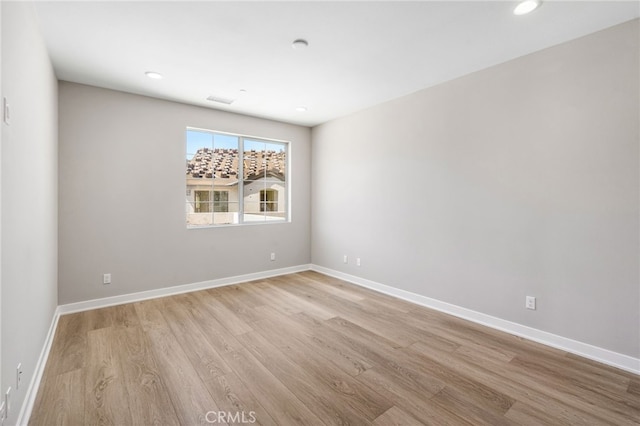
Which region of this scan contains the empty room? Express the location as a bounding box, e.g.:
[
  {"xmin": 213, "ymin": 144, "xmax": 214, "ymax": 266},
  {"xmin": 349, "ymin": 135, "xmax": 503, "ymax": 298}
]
[{"xmin": 1, "ymin": 1, "xmax": 639, "ymax": 425}]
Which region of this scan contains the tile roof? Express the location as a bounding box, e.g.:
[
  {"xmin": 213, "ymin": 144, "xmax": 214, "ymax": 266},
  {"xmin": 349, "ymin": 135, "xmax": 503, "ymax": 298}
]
[{"xmin": 186, "ymin": 148, "xmax": 285, "ymax": 181}]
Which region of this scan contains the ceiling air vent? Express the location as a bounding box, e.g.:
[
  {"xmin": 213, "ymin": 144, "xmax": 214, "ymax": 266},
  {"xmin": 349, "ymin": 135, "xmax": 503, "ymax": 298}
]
[{"xmin": 206, "ymin": 95, "xmax": 235, "ymax": 105}]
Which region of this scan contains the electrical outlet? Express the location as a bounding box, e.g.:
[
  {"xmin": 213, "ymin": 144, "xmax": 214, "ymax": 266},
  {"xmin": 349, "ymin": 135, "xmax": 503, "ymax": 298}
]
[
  {"xmin": 270, "ymin": 252, "xmax": 276, "ymax": 261},
  {"xmin": 356, "ymin": 258, "xmax": 361, "ymax": 267},
  {"xmin": 526, "ymin": 296, "xmax": 536, "ymax": 310},
  {"xmin": 343, "ymin": 255, "xmax": 348, "ymax": 264},
  {"xmin": 16, "ymin": 364, "xmax": 22, "ymax": 390},
  {"xmin": 103, "ymin": 273, "xmax": 111, "ymax": 285}
]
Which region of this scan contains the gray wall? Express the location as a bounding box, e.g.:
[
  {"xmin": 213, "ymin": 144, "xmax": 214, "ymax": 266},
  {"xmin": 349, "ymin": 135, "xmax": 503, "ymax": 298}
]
[
  {"xmin": 311, "ymin": 20, "xmax": 639, "ymax": 358},
  {"xmin": 58, "ymin": 83, "xmax": 311, "ymax": 305},
  {"xmin": 0, "ymin": 0, "xmax": 3, "ymax": 397},
  {"xmin": 1, "ymin": 2, "xmax": 59, "ymax": 424}
]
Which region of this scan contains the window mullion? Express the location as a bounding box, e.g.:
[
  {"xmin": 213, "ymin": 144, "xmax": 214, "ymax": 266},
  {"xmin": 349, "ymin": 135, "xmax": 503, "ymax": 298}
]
[
  {"xmin": 238, "ymin": 136, "xmax": 244, "ymax": 224},
  {"xmin": 210, "ymin": 132, "xmax": 215, "ymax": 222}
]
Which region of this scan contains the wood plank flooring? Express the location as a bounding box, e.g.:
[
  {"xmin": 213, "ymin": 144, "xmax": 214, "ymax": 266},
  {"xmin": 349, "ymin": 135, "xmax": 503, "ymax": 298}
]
[{"xmin": 29, "ymin": 271, "xmax": 640, "ymax": 425}]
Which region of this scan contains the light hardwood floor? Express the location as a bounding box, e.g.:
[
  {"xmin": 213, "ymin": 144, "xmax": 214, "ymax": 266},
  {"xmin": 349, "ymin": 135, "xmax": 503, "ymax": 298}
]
[{"xmin": 29, "ymin": 271, "xmax": 640, "ymax": 425}]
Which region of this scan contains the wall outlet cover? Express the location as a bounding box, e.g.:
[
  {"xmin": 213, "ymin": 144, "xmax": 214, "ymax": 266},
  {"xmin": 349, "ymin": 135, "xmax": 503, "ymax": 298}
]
[{"xmin": 526, "ymin": 296, "xmax": 536, "ymax": 310}]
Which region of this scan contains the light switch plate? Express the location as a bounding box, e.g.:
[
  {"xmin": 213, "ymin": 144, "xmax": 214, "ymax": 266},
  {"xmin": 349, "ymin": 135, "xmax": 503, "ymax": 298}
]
[
  {"xmin": 5, "ymin": 387, "xmax": 11, "ymax": 416},
  {"xmin": 3, "ymin": 97, "xmax": 10, "ymax": 125}
]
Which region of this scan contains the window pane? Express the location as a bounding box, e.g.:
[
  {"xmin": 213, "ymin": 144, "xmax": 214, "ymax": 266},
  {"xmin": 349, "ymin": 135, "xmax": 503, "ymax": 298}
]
[
  {"xmin": 187, "ymin": 130, "xmax": 242, "ymax": 227},
  {"xmin": 243, "ymin": 139, "xmax": 286, "ymax": 183},
  {"xmin": 186, "ymin": 130, "xmax": 214, "ymax": 226},
  {"xmin": 213, "ymin": 134, "xmax": 239, "ymax": 178},
  {"xmin": 243, "ymin": 139, "xmax": 264, "ymax": 182},
  {"xmin": 243, "ymin": 178, "xmax": 264, "ymax": 222},
  {"xmin": 264, "ymin": 183, "xmax": 286, "ymax": 221},
  {"xmin": 186, "ymin": 130, "xmax": 212, "ymax": 160},
  {"xmin": 243, "ymin": 180, "xmax": 286, "ymax": 222},
  {"xmin": 242, "ymin": 139, "xmax": 286, "ymax": 222},
  {"xmin": 264, "ymin": 142, "xmax": 286, "ymax": 183},
  {"xmin": 212, "ymin": 135, "xmax": 239, "ymax": 224}
]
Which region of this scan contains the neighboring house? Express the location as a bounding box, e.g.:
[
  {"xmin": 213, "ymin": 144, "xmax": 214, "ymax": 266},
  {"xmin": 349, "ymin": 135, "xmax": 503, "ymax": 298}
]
[{"xmin": 186, "ymin": 148, "xmax": 286, "ymax": 225}]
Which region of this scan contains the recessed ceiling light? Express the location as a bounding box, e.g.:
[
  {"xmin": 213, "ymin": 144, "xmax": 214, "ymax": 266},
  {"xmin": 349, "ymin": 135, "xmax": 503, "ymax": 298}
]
[
  {"xmin": 292, "ymin": 39, "xmax": 309, "ymax": 49},
  {"xmin": 514, "ymin": 0, "xmax": 541, "ymax": 15},
  {"xmin": 145, "ymin": 71, "xmax": 163, "ymax": 79},
  {"xmin": 296, "ymin": 106, "xmax": 307, "ymax": 112}
]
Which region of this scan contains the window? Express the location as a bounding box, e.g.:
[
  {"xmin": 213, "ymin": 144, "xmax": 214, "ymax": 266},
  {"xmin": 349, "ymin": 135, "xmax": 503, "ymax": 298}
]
[
  {"xmin": 194, "ymin": 190, "xmax": 211, "ymax": 213},
  {"xmin": 213, "ymin": 191, "xmax": 229, "ymax": 212},
  {"xmin": 260, "ymin": 189, "xmax": 278, "ymax": 212},
  {"xmin": 186, "ymin": 128, "xmax": 288, "ymax": 227},
  {"xmin": 193, "ymin": 190, "xmax": 228, "ymax": 213}
]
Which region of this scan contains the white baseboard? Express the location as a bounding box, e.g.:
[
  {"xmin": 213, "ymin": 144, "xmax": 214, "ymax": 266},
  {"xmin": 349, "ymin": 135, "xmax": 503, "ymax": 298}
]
[
  {"xmin": 16, "ymin": 308, "xmax": 61, "ymax": 426},
  {"xmin": 310, "ymin": 265, "xmax": 640, "ymax": 375},
  {"xmin": 18, "ymin": 263, "xmax": 639, "ymax": 425},
  {"xmin": 17, "ymin": 264, "xmax": 311, "ymax": 425},
  {"xmin": 58, "ymin": 264, "xmax": 312, "ymax": 315}
]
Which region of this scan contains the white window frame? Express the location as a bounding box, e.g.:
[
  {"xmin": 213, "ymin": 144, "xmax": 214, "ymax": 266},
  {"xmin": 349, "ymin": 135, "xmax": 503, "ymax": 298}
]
[{"xmin": 186, "ymin": 127, "xmax": 290, "ymax": 228}]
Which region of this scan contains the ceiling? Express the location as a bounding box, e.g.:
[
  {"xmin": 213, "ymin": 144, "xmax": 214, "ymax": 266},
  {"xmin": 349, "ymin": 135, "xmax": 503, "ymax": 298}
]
[{"xmin": 33, "ymin": 1, "xmax": 639, "ymax": 127}]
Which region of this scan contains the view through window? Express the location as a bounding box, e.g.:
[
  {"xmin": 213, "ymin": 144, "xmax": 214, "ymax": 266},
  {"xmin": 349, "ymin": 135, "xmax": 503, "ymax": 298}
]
[{"xmin": 186, "ymin": 129, "xmax": 288, "ymax": 226}]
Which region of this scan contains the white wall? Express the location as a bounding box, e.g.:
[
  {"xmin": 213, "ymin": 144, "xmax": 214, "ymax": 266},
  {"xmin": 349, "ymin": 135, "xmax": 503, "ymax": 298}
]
[
  {"xmin": 0, "ymin": 0, "xmax": 3, "ymax": 395},
  {"xmin": 1, "ymin": 2, "xmax": 58, "ymax": 424},
  {"xmin": 312, "ymin": 20, "xmax": 639, "ymax": 358},
  {"xmin": 58, "ymin": 82, "xmax": 311, "ymax": 304}
]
